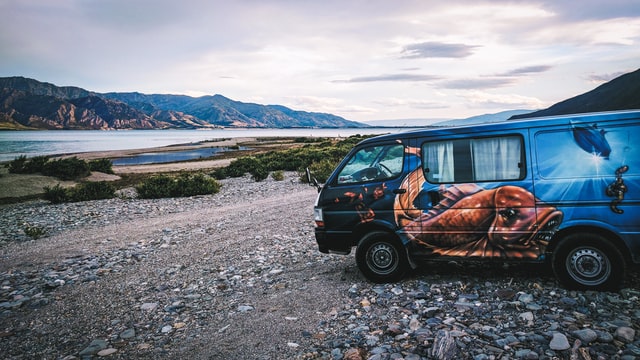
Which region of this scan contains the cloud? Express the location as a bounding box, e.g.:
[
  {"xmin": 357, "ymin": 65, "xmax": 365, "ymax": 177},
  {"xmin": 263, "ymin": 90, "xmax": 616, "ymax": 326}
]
[
  {"xmin": 374, "ymin": 98, "xmax": 449, "ymax": 110},
  {"xmin": 332, "ymin": 74, "xmax": 441, "ymax": 83},
  {"xmin": 461, "ymin": 91, "xmax": 545, "ymax": 109},
  {"xmin": 400, "ymin": 41, "xmax": 480, "ymax": 59},
  {"xmin": 284, "ymin": 95, "xmax": 376, "ymax": 115},
  {"xmin": 585, "ymin": 71, "xmax": 627, "ymax": 84},
  {"xmin": 499, "ymin": 65, "xmax": 553, "ymax": 76},
  {"xmin": 440, "ymin": 77, "xmax": 518, "ymax": 89}
]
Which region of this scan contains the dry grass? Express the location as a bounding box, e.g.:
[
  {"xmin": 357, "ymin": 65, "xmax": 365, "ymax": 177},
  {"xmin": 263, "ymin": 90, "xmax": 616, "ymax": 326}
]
[{"xmin": 0, "ymin": 166, "xmax": 75, "ymax": 203}]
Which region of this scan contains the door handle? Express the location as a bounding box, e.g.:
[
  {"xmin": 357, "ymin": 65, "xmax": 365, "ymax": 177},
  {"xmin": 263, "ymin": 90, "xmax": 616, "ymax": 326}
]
[{"xmin": 392, "ymin": 188, "xmax": 407, "ymax": 194}]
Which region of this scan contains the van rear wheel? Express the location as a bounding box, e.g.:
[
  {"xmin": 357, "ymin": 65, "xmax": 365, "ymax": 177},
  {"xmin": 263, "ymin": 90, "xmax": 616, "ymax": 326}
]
[
  {"xmin": 356, "ymin": 231, "xmax": 409, "ymax": 283},
  {"xmin": 552, "ymin": 233, "xmax": 625, "ymax": 291}
]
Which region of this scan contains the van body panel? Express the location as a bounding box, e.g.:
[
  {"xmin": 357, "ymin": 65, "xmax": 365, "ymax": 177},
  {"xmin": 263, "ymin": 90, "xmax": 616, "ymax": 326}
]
[{"xmin": 313, "ymin": 110, "xmax": 640, "ymax": 288}]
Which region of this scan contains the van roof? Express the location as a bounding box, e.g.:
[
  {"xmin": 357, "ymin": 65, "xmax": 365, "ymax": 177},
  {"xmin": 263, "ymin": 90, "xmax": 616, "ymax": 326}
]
[{"xmin": 361, "ymin": 110, "xmax": 640, "ymax": 145}]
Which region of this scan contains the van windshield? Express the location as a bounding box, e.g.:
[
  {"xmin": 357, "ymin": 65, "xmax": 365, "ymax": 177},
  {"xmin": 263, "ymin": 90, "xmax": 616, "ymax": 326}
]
[{"xmin": 336, "ymin": 144, "xmax": 404, "ymax": 184}]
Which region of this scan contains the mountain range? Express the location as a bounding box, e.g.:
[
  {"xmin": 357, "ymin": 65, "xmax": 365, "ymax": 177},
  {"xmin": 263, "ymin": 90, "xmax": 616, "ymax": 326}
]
[
  {"xmin": 1, "ymin": 68, "xmax": 639, "ymax": 130},
  {"xmin": 0, "ymin": 77, "xmax": 365, "ymax": 130}
]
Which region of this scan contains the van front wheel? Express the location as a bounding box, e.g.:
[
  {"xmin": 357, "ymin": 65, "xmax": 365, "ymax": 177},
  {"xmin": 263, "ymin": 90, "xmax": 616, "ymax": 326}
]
[
  {"xmin": 356, "ymin": 232, "xmax": 409, "ymax": 283},
  {"xmin": 552, "ymin": 233, "xmax": 625, "ymax": 291}
]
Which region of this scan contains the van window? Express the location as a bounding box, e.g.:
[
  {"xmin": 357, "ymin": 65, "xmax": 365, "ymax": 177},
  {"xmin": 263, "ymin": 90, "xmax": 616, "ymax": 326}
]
[
  {"xmin": 422, "ymin": 135, "xmax": 524, "ymax": 183},
  {"xmin": 336, "ymin": 143, "xmax": 404, "ymax": 184}
]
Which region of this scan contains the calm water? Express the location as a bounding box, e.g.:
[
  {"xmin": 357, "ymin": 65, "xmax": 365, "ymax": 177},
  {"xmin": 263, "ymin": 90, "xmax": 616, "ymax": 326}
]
[{"xmin": 0, "ymin": 128, "xmax": 416, "ymax": 163}]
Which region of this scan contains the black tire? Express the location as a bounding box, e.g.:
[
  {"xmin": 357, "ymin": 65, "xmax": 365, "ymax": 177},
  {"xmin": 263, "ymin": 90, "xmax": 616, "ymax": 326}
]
[
  {"xmin": 356, "ymin": 231, "xmax": 409, "ymax": 283},
  {"xmin": 552, "ymin": 233, "xmax": 625, "ymax": 291}
]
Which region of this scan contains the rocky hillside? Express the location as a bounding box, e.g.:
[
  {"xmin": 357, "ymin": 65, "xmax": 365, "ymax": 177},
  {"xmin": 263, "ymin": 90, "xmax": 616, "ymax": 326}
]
[
  {"xmin": 511, "ymin": 68, "xmax": 640, "ymax": 120},
  {"xmin": 0, "ymin": 77, "xmax": 366, "ymax": 130}
]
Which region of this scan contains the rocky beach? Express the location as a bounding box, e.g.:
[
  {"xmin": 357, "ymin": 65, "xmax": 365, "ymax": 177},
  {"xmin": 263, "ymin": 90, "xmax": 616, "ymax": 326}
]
[{"xmin": 1, "ymin": 153, "xmax": 639, "ymax": 359}]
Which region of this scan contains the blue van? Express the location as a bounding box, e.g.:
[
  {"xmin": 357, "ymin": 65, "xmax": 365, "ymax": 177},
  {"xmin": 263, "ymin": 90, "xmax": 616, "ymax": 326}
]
[{"xmin": 312, "ymin": 110, "xmax": 640, "ymax": 291}]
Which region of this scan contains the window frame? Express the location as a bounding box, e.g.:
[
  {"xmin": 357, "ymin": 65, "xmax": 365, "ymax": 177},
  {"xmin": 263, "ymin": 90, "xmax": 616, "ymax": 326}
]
[
  {"xmin": 421, "ymin": 134, "xmax": 526, "ymax": 184},
  {"xmin": 333, "ymin": 142, "xmax": 405, "ymax": 185}
]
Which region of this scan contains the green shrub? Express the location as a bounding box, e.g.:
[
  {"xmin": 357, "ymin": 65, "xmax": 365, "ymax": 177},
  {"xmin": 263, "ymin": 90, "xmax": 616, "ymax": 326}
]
[
  {"xmin": 209, "ymin": 134, "xmax": 376, "ymax": 182},
  {"xmin": 271, "ymin": 170, "xmax": 284, "ymax": 181},
  {"xmin": 225, "ymin": 157, "xmax": 260, "ymax": 178},
  {"xmin": 24, "ymin": 224, "xmax": 47, "ymax": 239},
  {"xmin": 8, "ymin": 155, "xmax": 51, "ymax": 174},
  {"xmin": 136, "ymin": 173, "xmax": 221, "ymax": 199},
  {"xmin": 175, "ymin": 173, "xmax": 221, "ymax": 197},
  {"xmin": 88, "ymin": 158, "xmax": 114, "ymax": 174},
  {"xmin": 43, "ymin": 181, "xmax": 116, "ymax": 203},
  {"xmin": 301, "ymin": 159, "xmax": 338, "ymax": 183},
  {"xmin": 250, "ymin": 164, "xmax": 269, "ymax": 182},
  {"xmin": 135, "ymin": 175, "xmax": 175, "ymax": 199},
  {"xmin": 7, "ymin": 155, "xmax": 28, "ymax": 173},
  {"xmin": 43, "ymin": 184, "xmax": 69, "ymax": 204},
  {"xmin": 42, "ymin": 157, "xmax": 90, "ymax": 180},
  {"xmin": 68, "ymin": 181, "xmax": 115, "ymax": 202},
  {"xmin": 210, "ymin": 167, "xmax": 227, "ymax": 180}
]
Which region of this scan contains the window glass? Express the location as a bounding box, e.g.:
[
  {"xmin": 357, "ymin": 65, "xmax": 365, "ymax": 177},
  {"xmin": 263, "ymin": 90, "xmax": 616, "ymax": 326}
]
[
  {"xmin": 423, "ymin": 135, "xmax": 523, "ymax": 183},
  {"xmin": 336, "ymin": 144, "xmax": 404, "ymax": 184}
]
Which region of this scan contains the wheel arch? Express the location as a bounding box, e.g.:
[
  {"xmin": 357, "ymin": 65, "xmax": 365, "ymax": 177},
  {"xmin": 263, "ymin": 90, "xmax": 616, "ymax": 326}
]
[
  {"xmin": 548, "ymin": 225, "xmax": 631, "ymax": 265},
  {"xmin": 353, "ymin": 221, "xmax": 417, "ymax": 269},
  {"xmin": 353, "ymin": 220, "xmax": 399, "ymax": 245}
]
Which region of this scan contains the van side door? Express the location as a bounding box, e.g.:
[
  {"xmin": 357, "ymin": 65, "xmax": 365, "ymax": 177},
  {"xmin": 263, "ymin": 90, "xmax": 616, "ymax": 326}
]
[
  {"xmin": 532, "ymin": 121, "xmax": 640, "ymax": 254},
  {"xmin": 397, "ymin": 132, "xmax": 555, "ymax": 259}
]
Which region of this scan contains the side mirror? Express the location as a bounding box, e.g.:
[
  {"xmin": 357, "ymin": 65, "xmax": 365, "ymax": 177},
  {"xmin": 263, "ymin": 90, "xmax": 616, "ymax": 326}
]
[{"xmin": 306, "ymin": 167, "xmax": 322, "ymax": 192}]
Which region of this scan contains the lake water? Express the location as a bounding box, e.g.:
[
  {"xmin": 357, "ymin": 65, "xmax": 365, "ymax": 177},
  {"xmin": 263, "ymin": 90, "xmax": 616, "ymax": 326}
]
[{"xmin": 0, "ymin": 128, "xmax": 417, "ymax": 163}]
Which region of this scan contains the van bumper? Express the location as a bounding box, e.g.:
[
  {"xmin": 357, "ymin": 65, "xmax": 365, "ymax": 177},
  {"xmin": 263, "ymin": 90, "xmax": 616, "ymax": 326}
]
[{"xmin": 314, "ymin": 229, "xmax": 352, "ymax": 255}]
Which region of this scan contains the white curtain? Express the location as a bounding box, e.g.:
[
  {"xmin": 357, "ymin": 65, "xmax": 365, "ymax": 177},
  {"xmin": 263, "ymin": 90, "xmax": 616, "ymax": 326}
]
[
  {"xmin": 424, "ymin": 142, "xmax": 454, "ymax": 182},
  {"xmin": 471, "ymin": 136, "xmax": 521, "ymax": 181}
]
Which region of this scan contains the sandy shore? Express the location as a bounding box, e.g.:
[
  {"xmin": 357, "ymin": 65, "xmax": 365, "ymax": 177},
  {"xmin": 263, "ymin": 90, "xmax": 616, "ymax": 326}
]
[
  {"xmin": 67, "ymin": 137, "xmax": 255, "ymax": 174},
  {"xmin": 0, "ymin": 136, "xmax": 299, "ymax": 201}
]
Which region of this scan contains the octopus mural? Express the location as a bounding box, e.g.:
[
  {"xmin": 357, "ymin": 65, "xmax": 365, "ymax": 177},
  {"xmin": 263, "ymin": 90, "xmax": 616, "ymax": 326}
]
[{"xmin": 394, "ymin": 169, "xmax": 564, "ymax": 259}]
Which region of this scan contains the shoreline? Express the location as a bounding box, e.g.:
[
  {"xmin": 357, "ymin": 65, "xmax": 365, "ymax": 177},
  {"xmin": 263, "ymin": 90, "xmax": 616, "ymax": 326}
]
[{"xmin": 0, "ymin": 136, "xmax": 311, "ymax": 202}]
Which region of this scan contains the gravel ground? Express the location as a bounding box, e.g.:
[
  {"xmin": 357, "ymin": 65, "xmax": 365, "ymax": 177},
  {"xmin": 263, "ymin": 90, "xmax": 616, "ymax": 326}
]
[{"xmin": 1, "ymin": 172, "xmax": 639, "ymax": 359}]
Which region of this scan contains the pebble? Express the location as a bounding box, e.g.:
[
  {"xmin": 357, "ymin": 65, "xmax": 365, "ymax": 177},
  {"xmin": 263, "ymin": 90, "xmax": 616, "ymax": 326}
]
[
  {"xmin": 1, "ymin": 172, "xmax": 639, "ymax": 359},
  {"xmin": 549, "ymin": 332, "xmax": 571, "ymax": 350}
]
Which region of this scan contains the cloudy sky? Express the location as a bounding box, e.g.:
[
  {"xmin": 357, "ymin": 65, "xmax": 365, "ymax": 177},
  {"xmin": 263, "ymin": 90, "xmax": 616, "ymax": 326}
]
[{"xmin": 1, "ymin": 0, "xmax": 639, "ymax": 123}]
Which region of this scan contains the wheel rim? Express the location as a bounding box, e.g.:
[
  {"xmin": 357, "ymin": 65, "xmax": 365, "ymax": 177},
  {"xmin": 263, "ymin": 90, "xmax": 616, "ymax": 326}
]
[
  {"xmin": 367, "ymin": 242, "xmax": 398, "ymax": 275},
  {"xmin": 566, "ymin": 247, "xmax": 611, "ymax": 286}
]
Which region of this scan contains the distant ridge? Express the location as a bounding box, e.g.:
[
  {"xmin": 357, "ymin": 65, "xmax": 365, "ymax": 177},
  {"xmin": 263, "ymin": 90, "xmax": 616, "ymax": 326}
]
[
  {"xmin": 432, "ymin": 109, "xmax": 533, "ymax": 126},
  {"xmin": 0, "ymin": 77, "xmax": 367, "ymax": 130},
  {"xmin": 510, "ymin": 68, "xmax": 640, "ymax": 120}
]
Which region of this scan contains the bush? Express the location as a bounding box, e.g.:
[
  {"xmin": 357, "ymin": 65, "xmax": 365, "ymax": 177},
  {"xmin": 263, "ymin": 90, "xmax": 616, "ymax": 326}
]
[
  {"xmin": 210, "ymin": 167, "xmax": 227, "ymax": 180},
  {"xmin": 135, "ymin": 175, "xmax": 175, "ymax": 199},
  {"xmin": 301, "ymin": 159, "xmax": 338, "ymax": 184},
  {"xmin": 225, "ymin": 157, "xmax": 261, "ymax": 178},
  {"xmin": 250, "ymin": 164, "xmax": 269, "ymax": 182},
  {"xmin": 271, "ymin": 170, "xmax": 284, "ymax": 181},
  {"xmin": 68, "ymin": 181, "xmax": 116, "ymax": 202},
  {"xmin": 136, "ymin": 173, "xmax": 221, "ymax": 199},
  {"xmin": 215, "ymin": 135, "xmax": 374, "ymax": 182},
  {"xmin": 42, "ymin": 157, "xmax": 90, "ymax": 180},
  {"xmin": 24, "ymin": 156, "xmax": 50, "ymax": 173},
  {"xmin": 7, "ymin": 155, "xmax": 29, "ymax": 173},
  {"xmin": 24, "ymin": 224, "xmax": 47, "ymax": 239},
  {"xmin": 175, "ymin": 173, "xmax": 221, "ymax": 197},
  {"xmin": 43, "ymin": 184, "xmax": 69, "ymax": 204},
  {"xmin": 88, "ymin": 159, "xmax": 114, "ymax": 174},
  {"xmin": 8, "ymin": 156, "xmax": 112, "ymax": 179},
  {"xmin": 43, "ymin": 181, "xmax": 116, "ymax": 203}
]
